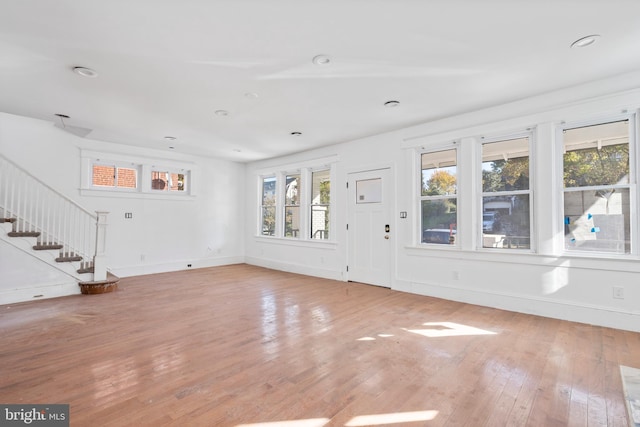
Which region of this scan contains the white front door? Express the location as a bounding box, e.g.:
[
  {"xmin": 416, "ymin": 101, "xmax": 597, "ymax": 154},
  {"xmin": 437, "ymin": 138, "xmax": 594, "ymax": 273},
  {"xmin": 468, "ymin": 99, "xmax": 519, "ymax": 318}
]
[{"xmin": 347, "ymin": 168, "xmax": 392, "ymax": 287}]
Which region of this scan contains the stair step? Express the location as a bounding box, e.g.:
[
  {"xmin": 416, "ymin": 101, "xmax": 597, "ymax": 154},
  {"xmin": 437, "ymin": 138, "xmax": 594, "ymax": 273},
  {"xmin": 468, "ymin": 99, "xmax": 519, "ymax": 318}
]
[
  {"xmin": 0, "ymin": 218, "xmax": 16, "ymax": 223},
  {"xmin": 8, "ymin": 231, "xmax": 41, "ymax": 238},
  {"xmin": 55, "ymin": 255, "xmax": 83, "ymax": 263},
  {"xmin": 77, "ymin": 266, "xmax": 94, "ymax": 274},
  {"xmin": 33, "ymin": 244, "xmax": 64, "ymax": 251}
]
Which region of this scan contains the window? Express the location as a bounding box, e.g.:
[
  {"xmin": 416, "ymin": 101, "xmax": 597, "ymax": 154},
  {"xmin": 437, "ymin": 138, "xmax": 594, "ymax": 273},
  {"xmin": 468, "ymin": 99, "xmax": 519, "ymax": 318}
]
[
  {"xmin": 261, "ymin": 176, "xmax": 276, "ymax": 236},
  {"xmin": 92, "ymin": 163, "xmax": 138, "ymax": 189},
  {"xmin": 562, "ymin": 119, "xmax": 632, "ymax": 254},
  {"xmin": 481, "ymin": 135, "xmax": 531, "ymax": 249},
  {"xmin": 420, "ymin": 149, "xmax": 457, "ymax": 245},
  {"xmin": 311, "ymin": 170, "xmax": 330, "ymax": 239},
  {"xmin": 82, "ymin": 150, "xmax": 195, "ymax": 197},
  {"xmin": 151, "ymin": 171, "xmax": 187, "ymax": 192},
  {"xmin": 256, "ymin": 159, "xmax": 335, "ymax": 241},
  {"xmin": 284, "ymin": 173, "xmax": 301, "ymax": 238}
]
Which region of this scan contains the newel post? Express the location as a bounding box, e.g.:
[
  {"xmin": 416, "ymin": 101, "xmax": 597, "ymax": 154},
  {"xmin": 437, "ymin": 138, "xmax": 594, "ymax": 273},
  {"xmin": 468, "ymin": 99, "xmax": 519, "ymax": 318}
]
[{"xmin": 93, "ymin": 211, "xmax": 109, "ymax": 281}]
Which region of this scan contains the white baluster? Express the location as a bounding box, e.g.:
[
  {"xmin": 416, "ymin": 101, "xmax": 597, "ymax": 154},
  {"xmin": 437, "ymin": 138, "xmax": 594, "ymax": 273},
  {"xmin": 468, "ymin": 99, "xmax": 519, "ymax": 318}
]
[{"xmin": 93, "ymin": 211, "xmax": 109, "ymax": 281}]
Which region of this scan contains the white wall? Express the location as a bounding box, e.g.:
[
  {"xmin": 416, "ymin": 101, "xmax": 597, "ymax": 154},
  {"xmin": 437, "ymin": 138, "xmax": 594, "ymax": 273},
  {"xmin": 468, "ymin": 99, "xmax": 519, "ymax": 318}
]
[
  {"xmin": 0, "ymin": 238, "xmax": 80, "ymax": 303},
  {"xmin": 0, "ymin": 112, "xmax": 246, "ymax": 298},
  {"xmin": 245, "ymin": 72, "xmax": 640, "ymax": 332}
]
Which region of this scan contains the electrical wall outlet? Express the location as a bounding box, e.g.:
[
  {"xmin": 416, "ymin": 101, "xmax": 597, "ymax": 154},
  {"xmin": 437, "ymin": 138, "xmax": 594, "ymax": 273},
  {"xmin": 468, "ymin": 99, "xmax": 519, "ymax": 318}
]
[{"xmin": 613, "ymin": 286, "xmax": 625, "ymax": 299}]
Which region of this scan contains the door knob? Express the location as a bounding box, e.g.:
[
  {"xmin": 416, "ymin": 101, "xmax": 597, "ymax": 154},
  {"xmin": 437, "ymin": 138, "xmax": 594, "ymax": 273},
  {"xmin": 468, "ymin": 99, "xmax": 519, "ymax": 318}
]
[{"xmin": 384, "ymin": 235, "xmax": 390, "ymax": 239}]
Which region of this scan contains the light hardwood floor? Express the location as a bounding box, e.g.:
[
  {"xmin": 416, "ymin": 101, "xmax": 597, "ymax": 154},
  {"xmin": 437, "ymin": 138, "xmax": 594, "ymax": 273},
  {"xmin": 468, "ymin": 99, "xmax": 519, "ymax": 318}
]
[{"xmin": 1, "ymin": 264, "xmax": 638, "ymax": 426}]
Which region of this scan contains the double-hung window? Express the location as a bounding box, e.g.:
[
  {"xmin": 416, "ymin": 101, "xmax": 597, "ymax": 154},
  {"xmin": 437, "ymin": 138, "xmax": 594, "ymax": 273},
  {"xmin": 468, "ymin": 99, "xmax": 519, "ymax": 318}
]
[
  {"xmin": 481, "ymin": 135, "xmax": 532, "ymax": 249},
  {"xmin": 257, "ymin": 162, "xmax": 333, "ymax": 240},
  {"xmin": 420, "ymin": 148, "xmax": 457, "ymax": 245},
  {"xmin": 562, "ymin": 118, "xmax": 633, "ymax": 254},
  {"xmin": 261, "ymin": 176, "xmax": 276, "ymax": 236},
  {"xmin": 311, "ymin": 170, "xmax": 330, "ymax": 239},
  {"xmin": 284, "ymin": 173, "xmax": 301, "ymax": 238}
]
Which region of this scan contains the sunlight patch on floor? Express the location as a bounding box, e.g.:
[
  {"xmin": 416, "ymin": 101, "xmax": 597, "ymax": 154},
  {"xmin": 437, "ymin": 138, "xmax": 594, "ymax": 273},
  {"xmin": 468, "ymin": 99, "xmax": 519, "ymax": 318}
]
[
  {"xmin": 344, "ymin": 410, "xmax": 439, "ymax": 426},
  {"xmin": 357, "ymin": 333, "xmax": 394, "ymax": 341},
  {"xmin": 405, "ymin": 321, "xmax": 496, "ymax": 338},
  {"xmin": 236, "ymin": 418, "xmax": 330, "ymax": 427}
]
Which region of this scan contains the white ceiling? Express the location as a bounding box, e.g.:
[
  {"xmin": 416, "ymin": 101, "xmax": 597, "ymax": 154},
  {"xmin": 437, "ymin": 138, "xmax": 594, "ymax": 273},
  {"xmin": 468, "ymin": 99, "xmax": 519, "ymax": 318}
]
[{"xmin": 2, "ymin": 1, "xmax": 640, "ymax": 162}]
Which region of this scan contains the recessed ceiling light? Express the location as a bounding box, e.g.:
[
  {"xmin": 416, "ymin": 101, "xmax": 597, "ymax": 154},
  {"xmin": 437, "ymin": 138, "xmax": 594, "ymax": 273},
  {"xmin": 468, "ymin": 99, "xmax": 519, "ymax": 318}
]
[
  {"xmin": 312, "ymin": 55, "xmax": 331, "ymax": 65},
  {"xmin": 214, "ymin": 110, "xmax": 230, "ymax": 116},
  {"xmin": 291, "ymin": 131, "xmax": 302, "ymax": 136},
  {"xmin": 570, "ymin": 34, "xmax": 600, "ymax": 48},
  {"xmin": 244, "ymin": 92, "xmax": 259, "ymax": 99},
  {"xmin": 168, "ymin": 146, "xmax": 175, "ymax": 150},
  {"xmin": 164, "ymin": 136, "xmax": 176, "ymax": 140},
  {"xmin": 384, "ymin": 100, "xmax": 400, "ymax": 107},
  {"xmin": 72, "ymin": 66, "xmax": 98, "ymax": 78}
]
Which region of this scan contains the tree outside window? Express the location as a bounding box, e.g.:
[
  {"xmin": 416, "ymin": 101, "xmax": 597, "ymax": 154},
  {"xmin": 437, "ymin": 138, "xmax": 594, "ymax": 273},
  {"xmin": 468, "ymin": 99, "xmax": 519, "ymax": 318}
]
[
  {"xmin": 261, "ymin": 176, "xmax": 276, "ymax": 236},
  {"xmin": 420, "ymin": 149, "xmax": 457, "ymax": 244},
  {"xmin": 563, "ymin": 120, "xmax": 631, "ymax": 254},
  {"xmin": 311, "ymin": 170, "xmax": 330, "ymax": 239},
  {"xmin": 481, "ymin": 136, "xmax": 531, "ymax": 249}
]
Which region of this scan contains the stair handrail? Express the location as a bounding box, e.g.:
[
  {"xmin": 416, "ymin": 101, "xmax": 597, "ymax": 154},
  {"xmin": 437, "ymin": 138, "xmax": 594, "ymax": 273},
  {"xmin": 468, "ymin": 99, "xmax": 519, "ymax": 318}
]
[
  {"xmin": 0, "ymin": 153, "xmax": 95, "ymax": 217},
  {"xmin": 0, "ymin": 153, "xmax": 106, "ymax": 280}
]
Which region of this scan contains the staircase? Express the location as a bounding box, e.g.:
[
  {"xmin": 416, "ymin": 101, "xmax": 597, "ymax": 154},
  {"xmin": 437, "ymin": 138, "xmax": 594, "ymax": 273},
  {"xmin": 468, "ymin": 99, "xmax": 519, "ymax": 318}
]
[{"xmin": 0, "ymin": 154, "xmax": 118, "ymax": 301}]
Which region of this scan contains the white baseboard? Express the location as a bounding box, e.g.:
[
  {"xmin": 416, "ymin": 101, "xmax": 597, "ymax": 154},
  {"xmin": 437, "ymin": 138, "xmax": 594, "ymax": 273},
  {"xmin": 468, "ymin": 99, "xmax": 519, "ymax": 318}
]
[
  {"xmin": 111, "ymin": 256, "xmax": 245, "ymax": 278},
  {"xmin": 0, "ymin": 281, "xmax": 81, "ymax": 306},
  {"xmin": 245, "ymin": 256, "xmax": 344, "ymax": 282},
  {"xmin": 395, "ymin": 278, "xmax": 640, "ymax": 333}
]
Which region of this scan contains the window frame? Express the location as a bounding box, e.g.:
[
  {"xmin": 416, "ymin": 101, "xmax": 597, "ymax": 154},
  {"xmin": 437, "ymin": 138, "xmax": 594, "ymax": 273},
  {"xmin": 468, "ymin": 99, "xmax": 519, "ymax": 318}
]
[
  {"xmin": 260, "ymin": 175, "xmax": 277, "ymax": 237},
  {"xmin": 310, "ymin": 168, "xmax": 331, "ymax": 240},
  {"xmin": 418, "ymin": 146, "xmax": 459, "ymax": 247},
  {"xmin": 478, "ymin": 131, "xmax": 534, "ymax": 252},
  {"xmin": 282, "ymin": 172, "xmax": 301, "ymax": 238},
  {"xmin": 255, "ymin": 160, "xmax": 335, "ymax": 242},
  {"xmin": 558, "ymin": 113, "xmax": 637, "ymax": 257},
  {"xmin": 80, "ymin": 149, "xmax": 196, "ymax": 199},
  {"xmin": 150, "ymin": 168, "xmax": 189, "ymax": 193},
  {"xmin": 91, "ymin": 161, "xmax": 140, "ymax": 191}
]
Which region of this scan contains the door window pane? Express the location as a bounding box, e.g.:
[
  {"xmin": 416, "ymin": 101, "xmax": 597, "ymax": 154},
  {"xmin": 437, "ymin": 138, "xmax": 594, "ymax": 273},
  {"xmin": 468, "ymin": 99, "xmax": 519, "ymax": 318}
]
[{"xmin": 356, "ymin": 178, "xmax": 382, "ymax": 203}]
